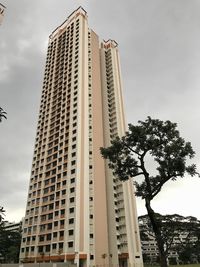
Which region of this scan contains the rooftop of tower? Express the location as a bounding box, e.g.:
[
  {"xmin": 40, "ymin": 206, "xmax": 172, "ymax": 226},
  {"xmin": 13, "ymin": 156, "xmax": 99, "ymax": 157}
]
[
  {"xmin": 103, "ymin": 39, "xmax": 118, "ymax": 48},
  {"xmin": 49, "ymin": 7, "xmax": 119, "ymax": 49}
]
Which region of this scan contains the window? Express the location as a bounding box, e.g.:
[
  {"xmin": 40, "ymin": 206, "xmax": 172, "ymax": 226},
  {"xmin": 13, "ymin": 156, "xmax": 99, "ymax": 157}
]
[
  {"xmin": 38, "ymin": 246, "xmax": 43, "ymax": 253},
  {"xmin": 49, "ymin": 203, "xmax": 54, "ymax": 210},
  {"xmin": 59, "ymin": 243, "xmax": 63, "ymax": 249},
  {"xmin": 61, "ymin": 199, "xmax": 66, "ymax": 205},
  {"xmin": 69, "ymin": 207, "xmax": 74, "ymax": 213},
  {"xmin": 71, "ymin": 152, "xmax": 76, "ymax": 157},
  {"xmin": 52, "ymin": 243, "xmax": 57, "ymax": 249},
  {"xmin": 47, "ymin": 223, "xmax": 52, "ymax": 229},
  {"xmin": 61, "ymin": 209, "xmax": 65, "ymax": 215},
  {"xmin": 51, "ymin": 177, "xmax": 56, "ymax": 183},
  {"xmin": 47, "ymin": 234, "xmax": 51, "ymax": 240},
  {"xmin": 39, "ymin": 235, "xmax": 45, "ymax": 242},
  {"xmin": 53, "ymin": 232, "xmax": 57, "ymax": 238},
  {"xmin": 46, "ymin": 245, "xmax": 50, "ymax": 252},
  {"xmin": 60, "ymin": 220, "xmax": 65, "ymax": 226},
  {"xmin": 71, "ymin": 178, "xmax": 75, "ymax": 183},
  {"xmin": 68, "ymin": 241, "xmax": 73, "ymax": 248},
  {"xmin": 60, "ymin": 231, "xmax": 64, "ymax": 237},
  {"xmin": 62, "ymin": 189, "xmax": 66, "ymax": 195},
  {"xmin": 70, "ymin": 197, "xmax": 75, "ymax": 203},
  {"xmin": 69, "ymin": 218, "xmax": 74, "ymax": 224},
  {"xmin": 70, "ymin": 187, "xmax": 75, "ymax": 193},
  {"xmin": 48, "ymin": 213, "xmax": 53, "ymax": 220},
  {"xmin": 68, "ymin": 229, "xmax": 74, "ymax": 236},
  {"xmin": 71, "ymin": 169, "xmax": 75, "ymax": 174}
]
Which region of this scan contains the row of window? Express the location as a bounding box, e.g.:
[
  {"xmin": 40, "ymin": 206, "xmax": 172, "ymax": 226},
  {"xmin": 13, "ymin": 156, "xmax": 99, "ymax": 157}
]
[
  {"xmin": 87, "ymin": 35, "xmax": 95, "ymax": 231},
  {"xmin": 23, "ymin": 218, "xmax": 72, "ymax": 234},
  {"xmin": 30, "ymin": 168, "xmax": 65, "ymax": 186},
  {"xmin": 21, "ymin": 241, "xmax": 72, "ymax": 253}
]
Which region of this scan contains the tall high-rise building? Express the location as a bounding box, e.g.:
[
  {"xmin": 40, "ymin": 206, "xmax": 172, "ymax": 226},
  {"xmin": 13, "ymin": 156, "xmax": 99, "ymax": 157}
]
[
  {"xmin": 0, "ymin": 3, "xmax": 6, "ymax": 25},
  {"xmin": 20, "ymin": 7, "xmax": 143, "ymax": 267}
]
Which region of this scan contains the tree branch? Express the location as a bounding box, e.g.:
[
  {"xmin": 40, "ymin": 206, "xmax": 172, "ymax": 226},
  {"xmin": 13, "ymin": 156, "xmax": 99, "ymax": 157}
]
[
  {"xmin": 121, "ymin": 140, "xmax": 142, "ymax": 156},
  {"xmin": 151, "ymin": 175, "xmax": 173, "ymax": 199},
  {"xmin": 133, "ymin": 172, "xmax": 145, "ymax": 177}
]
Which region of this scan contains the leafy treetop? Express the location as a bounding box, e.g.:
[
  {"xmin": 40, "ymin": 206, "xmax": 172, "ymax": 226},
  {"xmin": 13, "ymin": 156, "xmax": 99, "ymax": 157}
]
[{"xmin": 101, "ymin": 116, "xmax": 198, "ymax": 201}]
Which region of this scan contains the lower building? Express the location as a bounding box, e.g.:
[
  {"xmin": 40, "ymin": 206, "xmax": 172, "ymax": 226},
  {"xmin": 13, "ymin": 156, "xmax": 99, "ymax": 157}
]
[
  {"xmin": 139, "ymin": 214, "xmax": 200, "ymax": 265},
  {"xmin": 3, "ymin": 221, "xmax": 23, "ymax": 232}
]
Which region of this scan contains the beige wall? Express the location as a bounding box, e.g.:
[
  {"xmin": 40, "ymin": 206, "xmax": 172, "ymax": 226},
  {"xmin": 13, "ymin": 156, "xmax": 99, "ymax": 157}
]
[{"xmin": 91, "ymin": 30, "xmax": 109, "ymax": 266}]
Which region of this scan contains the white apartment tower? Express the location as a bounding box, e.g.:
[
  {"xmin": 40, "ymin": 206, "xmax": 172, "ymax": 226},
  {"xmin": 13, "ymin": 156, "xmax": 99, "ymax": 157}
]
[{"xmin": 20, "ymin": 7, "xmax": 143, "ymax": 267}]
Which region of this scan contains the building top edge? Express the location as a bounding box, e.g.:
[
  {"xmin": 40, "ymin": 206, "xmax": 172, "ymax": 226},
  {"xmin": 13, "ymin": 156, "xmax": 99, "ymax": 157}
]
[
  {"xmin": 102, "ymin": 39, "xmax": 118, "ymax": 49},
  {"xmin": 49, "ymin": 6, "xmax": 87, "ymax": 40}
]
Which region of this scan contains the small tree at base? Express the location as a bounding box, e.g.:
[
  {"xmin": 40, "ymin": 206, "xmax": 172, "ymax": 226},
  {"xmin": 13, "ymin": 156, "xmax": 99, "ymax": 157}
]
[
  {"xmin": 0, "ymin": 208, "xmax": 21, "ymax": 263},
  {"xmin": 100, "ymin": 116, "xmax": 198, "ymax": 267},
  {"xmin": 139, "ymin": 214, "xmax": 200, "ymax": 264}
]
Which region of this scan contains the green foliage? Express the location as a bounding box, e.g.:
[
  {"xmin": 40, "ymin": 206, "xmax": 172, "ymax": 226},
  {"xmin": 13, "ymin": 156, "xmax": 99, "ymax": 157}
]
[
  {"xmin": 0, "ymin": 229, "xmax": 21, "ymax": 263},
  {"xmin": 0, "ymin": 107, "xmax": 7, "ymax": 122},
  {"xmin": 101, "ymin": 116, "xmax": 197, "ymax": 200},
  {"xmin": 178, "ymin": 224, "xmax": 200, "ymax": 263},
  {"xmin": 140, "ymin": 213, "xmax": 200, "ymax": 262},
  {"xmin": 0, "ymin": 228, "xmax": 21, "ymax": 263},
  {"xmin": 0, "ymin": 208, "xmax": 21, "ymax": 263},
  {"xmin": 0, "ymin": 206, "xmax": 5, "ymax": 223}
]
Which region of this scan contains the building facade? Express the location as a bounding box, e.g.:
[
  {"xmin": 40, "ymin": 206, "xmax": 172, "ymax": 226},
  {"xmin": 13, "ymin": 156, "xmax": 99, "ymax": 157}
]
[
  {"xmin": 4, "ymin": 221, "xmax": 23, "ymax": 232},
  {"xmin": 20, "ymin": 7, "xmax": 143, "ymax": 267}
]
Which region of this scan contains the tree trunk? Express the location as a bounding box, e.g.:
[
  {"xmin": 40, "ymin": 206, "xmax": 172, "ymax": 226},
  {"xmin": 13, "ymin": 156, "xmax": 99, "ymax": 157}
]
[{"xmin": 145, "ymin": 198, "xmax": 168, "ymax": 267}]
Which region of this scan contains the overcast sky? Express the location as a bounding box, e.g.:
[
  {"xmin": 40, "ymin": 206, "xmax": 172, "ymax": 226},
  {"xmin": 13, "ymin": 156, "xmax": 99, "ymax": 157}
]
[{"xmin": 0, "ymin": 0, "xmax": 200, "ymax": 222}]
